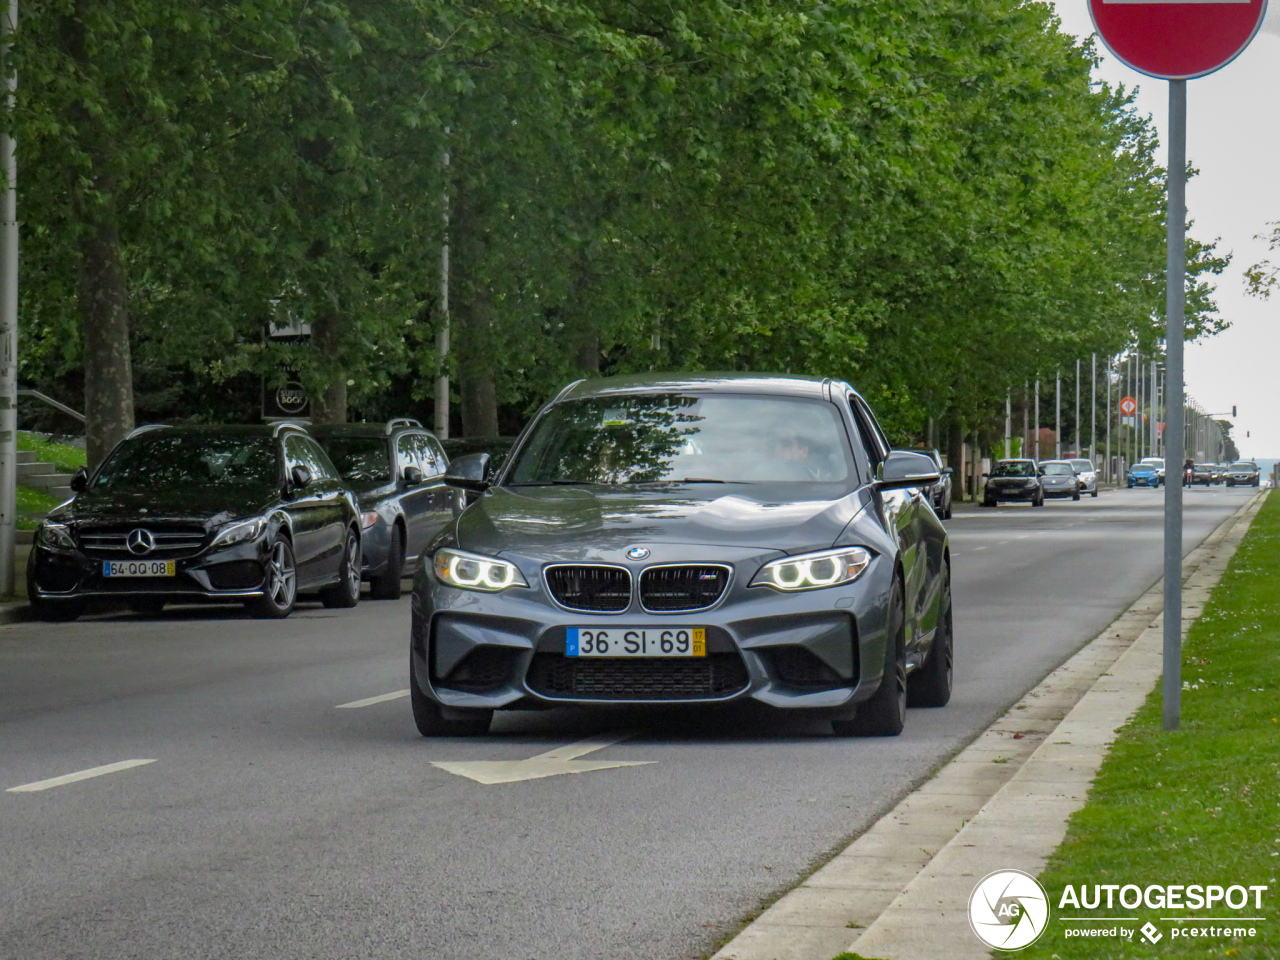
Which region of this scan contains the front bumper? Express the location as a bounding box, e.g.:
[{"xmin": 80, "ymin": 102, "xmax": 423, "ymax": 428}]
[
  {"xmin": 1041, "ymin": 484, "xmax": 1078, "ymax": 499},
  {"xmin": 27, "ymin": 536, "xmax": 272, "ymax": 602},
  {"xmin": 1128, "ymin": 475, "xmax": 1159, "ymax": 487},
  {"xmin": 410, "ymin": 545, "xmax": 895, "ymax": 713},
  {"xmin": 986, "ymin": 483, "xmax": 1039, "ymax": 501}
]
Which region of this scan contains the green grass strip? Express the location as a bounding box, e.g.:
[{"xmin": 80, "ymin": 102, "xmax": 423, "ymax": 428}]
[
  {"xmin": 1021, "ymin": 491, "xmax": 1279, "ymax": 958},
  {"xmin": 16, "ymin": 484, "xmax": 64, "ymax": 529},
  {"xmin": 17, "ymin": 430, "xmax": 87, "ymax": 474}
]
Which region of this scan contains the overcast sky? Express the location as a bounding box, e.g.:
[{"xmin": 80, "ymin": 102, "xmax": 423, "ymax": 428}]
[{"xmin": 1049, "ymin": 2, "xmax": 1279, "ymax": 461}]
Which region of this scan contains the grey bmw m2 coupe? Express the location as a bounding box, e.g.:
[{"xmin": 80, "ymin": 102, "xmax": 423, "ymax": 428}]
[{"xmin": 411, "ymin": 374, "xmax": 952, "ymax": 737}]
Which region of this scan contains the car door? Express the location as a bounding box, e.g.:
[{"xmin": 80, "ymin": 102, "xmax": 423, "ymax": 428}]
[
  {"xmin": 395, "ymin": 433, "xmax": 435, "ymax": 561},
  {"xmin": 415, "ymin": 434, "xmax": 458, "ymax": 546},
  {"xmin": 283, "ymin": 434, "xmax": 346, "ymax": 587}
]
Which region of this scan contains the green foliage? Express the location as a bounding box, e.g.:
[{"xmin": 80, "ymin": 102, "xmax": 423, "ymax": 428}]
[
  {"xmin": 8, "ymin": 0, "xmax": 1228, "ymax": 443},
  {"xmin": 16, "ymin": 432, "xmax": 87, "ymax": 474}
]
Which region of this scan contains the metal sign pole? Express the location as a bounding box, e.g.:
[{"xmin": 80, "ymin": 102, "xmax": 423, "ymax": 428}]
[
  {"xmin": 1163, "ymin": 79, "xmax": 1187, "ymax": 732},
  {"xmin": 0, "ymin": 0, "xmax": 17, "ymax": 597}
]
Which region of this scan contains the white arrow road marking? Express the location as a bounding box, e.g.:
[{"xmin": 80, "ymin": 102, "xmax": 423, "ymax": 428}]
[
  {"xmin": 430, "ymin": 732, "xmax": 654, "ymax": 785},
  {"xmin": 7, "ymin": 759, "xmax": 157, "ymax": 793},
  {"xmin": 336, "ymin": 689, "xmax": 410, "ymax": 709}
]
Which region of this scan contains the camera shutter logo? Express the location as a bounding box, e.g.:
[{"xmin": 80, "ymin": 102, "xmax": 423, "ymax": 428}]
[
  {"xmin": 126, "ymin": 529, "xmax": 155, "ymax": 556},
  {"xmin": 968, "ymin": 869, "xmax": 1050, "ymax": 951}
]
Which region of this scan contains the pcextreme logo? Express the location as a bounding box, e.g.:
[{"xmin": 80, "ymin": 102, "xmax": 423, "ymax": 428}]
[{"xmin": 968, "ymin": 870, "xmax": 1050, "ymax": 951}]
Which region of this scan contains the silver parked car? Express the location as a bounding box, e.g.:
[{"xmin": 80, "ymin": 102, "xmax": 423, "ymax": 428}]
[
  {"xmin": 1068, "ymin": 458, "xmax": 1099, "ymax": 498},
  {"xmin": 1039, "ymin": 461, "xmax": 1082, "ymax": 501}
]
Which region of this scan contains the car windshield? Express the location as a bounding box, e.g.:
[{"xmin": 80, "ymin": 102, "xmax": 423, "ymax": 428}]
[
  {"xmin": 1069, "ymin": 460, "xmax": 1092, "ymax": 472},
  {"xmin": 1043, "ymin": 463, "xmax": 1074, "ymax": 476},
  {"xmin": 319, "ymin": 437, "xmax": 391, "ymax": 483},
  {"xmin": 992, "ymin": 462, "xmax": 1036, "ymax": 478},
  {"xmin": 1143, "ymin": 458, "xmax": 1164, "ymax": 467},
  {"xmin": 1231, "ymin": 461, "xmax": 1256, "ymax": 470},
  {"xmin": 1130, "ymin": 463, "xmax": 1153, "ymax": 471},
  {"xmin": 506, "ymin": 393, "xmax": 854, "ymax": 485},
  {"xmin": 93, "ymin": 434, "xmax": 278, "ymax": 491}
]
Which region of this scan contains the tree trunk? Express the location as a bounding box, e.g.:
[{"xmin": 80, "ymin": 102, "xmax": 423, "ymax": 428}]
[
  {"xmin": 310, "ymin": 307, "xmax": 347, "ymax": 424},
  {"xmin": 451, "ymin": 174, "xmax": 499, "ymax": 437},
  {"xmin": 945, "ymin": 421, "xmax": 964, "ymax": 500},
  {"xmin": 575, "ymin": 331, "xmax": 600, "ymax": 374},
  {"xmin": 79, "ymin": 217, "xmax": 134, "ymax": 469}
]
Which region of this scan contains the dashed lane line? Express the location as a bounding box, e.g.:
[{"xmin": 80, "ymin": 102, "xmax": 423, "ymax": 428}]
[
  {"xmin": 7, "ymin": 759, "xmax": 157, "ymax": 794},
  {"xmin": 336, "ymin": 689, "xmax": 410, "ymax": 709}
]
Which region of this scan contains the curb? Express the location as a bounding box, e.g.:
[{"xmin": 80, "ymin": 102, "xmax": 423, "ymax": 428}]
[{"xmin": 712, "ymin": 491, "xmax": 1265, "ymax": 960}]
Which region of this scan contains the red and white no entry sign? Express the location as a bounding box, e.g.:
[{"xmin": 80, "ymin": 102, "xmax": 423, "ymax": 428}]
[
  {"xmin": 1089, "ymin": 0, "xmax": 1270, "ymax": 79},
  {"xmin": 1120, "ymin": 396, "xmax": 1137, "ymax": 417}
]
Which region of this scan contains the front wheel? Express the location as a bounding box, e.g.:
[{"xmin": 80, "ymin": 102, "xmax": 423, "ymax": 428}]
[
  {"xmin": 1032, "ymin": 494, "xmax": 1044, "ymax": 507},
  {"xmin": 1072, "ymin": 489, "xmax": 1081, "ymax": 502},
  {"xmin": 369, "ymin": 523, "xmax": 404, "ymax": 600},
  {"xmin": 250, "ymin": 536, "xmax": 297, "ymax": 619},
  {"xmin": 908, "ymin": 570, "xmax": 952, "ymax": 708},
  {"xmin": 1091, "ymin": 488, "xmax": 1098, "ymax": 498},
  {"xmin": 321, "ymin": 529, "xmax": 362, "ymax": 609},
  {"xmin": 833, "ymin": 579, "xmax": 905, "ymax": 737},
  {"xmin": 411, "ymin": 668, "xmax": 493, "ymax": 736}
]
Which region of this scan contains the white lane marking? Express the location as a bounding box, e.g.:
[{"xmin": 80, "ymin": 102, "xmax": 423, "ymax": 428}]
[
  {"xmin": 336, "ymin": 689, "xmax": 410, "ymax": 709},
  {"xmin": 431, "ymin": 731, "xmax": 655, "ymax": 785},
  {"xmin": 973, "ymin": 545, "xmax": 989, "ymax": 551},
  {"xmin": 7, "ymin": 759, "xmax": 157, "ymax": 793}
]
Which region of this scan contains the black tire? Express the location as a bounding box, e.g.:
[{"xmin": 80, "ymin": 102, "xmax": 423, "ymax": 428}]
[
  {"xmin": 321, "ymin": 529, "xmax": 362, "ymax": 609},
  {"xmin": 909, "ymin": 569, "xmax": 953, "ymax": 708},
  {"xmin": 943, "ymin": 498, "xmax": 952, "ymax": 520},
  {"xmin": 369, "ymin": 523, "xmax": 404, "ymax": 600},
  {"xmin": 1072, "ymin": 489, "xmax": 1081, "ymax": 501},
  {"xmin": 1032, "ymin": 493, "xmax": 1044, "ymax": 507},
  {"xmin": 249, "ymin": 536, "xmax": 297, "ymax": 619},
  {"xmin": 411, "ymin": 664, "xmax": 493, "ymax": 736},
  {"xmin": 128, "ymin": 597, "xmax": 166, "ymax": 615},
  {"xmin": 982, "ymin": 494, "xmax": 996, "ymax": 507},
  {"xmin": 1091, "ymin": 488, "xmax": 1098, "ymax": 498},
  {"xmin": 1226, "ymin": 480, "xmax": 1234, "ymax": 487},
  {"xmin": 833, "ymin": 578, "xmax": 906, "ymax": 737}
]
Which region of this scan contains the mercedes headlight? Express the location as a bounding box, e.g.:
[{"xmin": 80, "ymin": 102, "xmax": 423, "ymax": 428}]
[
  {"xmin": 36, "ymin": 522, "xmax": 76, "ymax": 550},
  {"xmin": 751, "ymin": 546, "xmax": 872, "ymax": 592},
  {"xmin": 211, "ymin": 517, "xmax": 267, "ymax": 548},
  {"xmin": 433, "ymin": 547, "xmax": 528, "ymax": 592}
]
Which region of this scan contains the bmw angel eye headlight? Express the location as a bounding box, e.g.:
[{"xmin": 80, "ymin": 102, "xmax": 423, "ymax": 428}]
[
  {"xmin": 211, "ymin": 517, "xmax": 267, "ymax": 548},
  {"xmin": 36, "ymin": 523, "xmax": 76, "ymax": 550},
  {"xmin": 751, "ymin": 547, "xmax": 872, "ymax": 592},
  {"xmin": 433, "ymin": 547, "xmax": 528, "ymax": 592}
]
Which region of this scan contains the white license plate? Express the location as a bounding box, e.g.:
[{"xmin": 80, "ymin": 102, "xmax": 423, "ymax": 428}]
[
  {"xmin": 103, "ymin": 560, "xmax": 175, "ymax": 578},
  {"xmin": 566, "ymin": 627, "xmax": 706, "ymax": 658}
]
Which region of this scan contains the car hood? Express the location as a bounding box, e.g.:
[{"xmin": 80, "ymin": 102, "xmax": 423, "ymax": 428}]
[
  {"xmin": 457, "ymin": 484, "xmax": 864, "ymax": 557},
  {"xmin": 51, "ymin": 485, "xmax": 279, "ymax": 529}
]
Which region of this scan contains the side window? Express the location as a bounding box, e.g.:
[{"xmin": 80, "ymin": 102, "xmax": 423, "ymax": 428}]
[
  {"xmin": 412, "ymin": 435, "xmax": 443, "ymax": 478},
  {"xmin": 848, "ymin": 394, "xmax": 889, "ymax": 467},
  {"xmin": 284, "ymin": 435, "xmax": 336, "ymax": 481},
  {"xmin": 396, "ymin": 435, "xmax": 418, "ymax": 477}
]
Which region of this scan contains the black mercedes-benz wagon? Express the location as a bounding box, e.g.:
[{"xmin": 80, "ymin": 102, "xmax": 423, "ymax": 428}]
[{"xmin": 411, "ymin": 373, "xmax": 952, "ymax": 737}]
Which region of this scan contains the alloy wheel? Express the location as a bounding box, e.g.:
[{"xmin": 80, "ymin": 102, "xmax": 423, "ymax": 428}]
[{"xmin": 266, "ymin": 541, "xmax": 296, "ymax": 608}]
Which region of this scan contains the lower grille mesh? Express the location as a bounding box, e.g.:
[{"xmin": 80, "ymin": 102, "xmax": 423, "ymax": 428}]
[{"xmin": 527, "ymin": 653, "xmax": 748, "ymax": 701}]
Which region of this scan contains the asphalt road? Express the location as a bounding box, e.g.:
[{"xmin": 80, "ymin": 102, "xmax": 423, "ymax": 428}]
[{"xmin": 0, "ymin": 484, "xmax": 1256, "ymax": 960}]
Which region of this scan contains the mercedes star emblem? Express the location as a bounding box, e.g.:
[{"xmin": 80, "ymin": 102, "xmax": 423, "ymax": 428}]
[{"xmin": 127, "ymin": 528, "xmax": 155, "ymax": 556}]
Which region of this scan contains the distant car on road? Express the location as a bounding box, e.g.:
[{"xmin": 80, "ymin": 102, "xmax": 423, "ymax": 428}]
[
  {"xmin": 1210, "ymin": 463, "xmax": 1228, "ymax": 484},
  {"xmin": 412, "ymin": 373, "xmax": 953, "ymax": 738},
  {"xmin": 312, "ymin": 420, "xmax": 460, "ymax": 600},
  {"xmin": 1039, "ymin": 461, "xmax": 1082, "ymax": 501},
  {"xmin": 982, "ymin": 459, "xmax": 1043, "ymax": 507},
  {"xmin": 1225, "ymin": 460, "xmax": 1260, "ymax": 487},
  {"xmin": 28, "ymin": 423, "xmax": 362, "ymax": 622},
  {"xmin": 1191, "ymin": 463, "xmax": 1217, "ymax": 486},
  {"xmin": 1128, "ymin": 462, "xmax": 1161, "ymax": 488},
  {"xmin": 1068, "ymin": 458, "xmax": 1099, "ymax": 498},
  {"xmin": 1140, "ymin": 456, "xmax": 1166, "ymax": 485},
  {"xmin": 912, "ymin": 448, "xmax": 953, "ymax": 519}
]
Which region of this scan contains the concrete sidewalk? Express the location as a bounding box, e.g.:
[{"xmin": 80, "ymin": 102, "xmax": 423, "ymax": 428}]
[{"xmin": 714, "ymin": 491, "xmax": 1264, "ymax": 960}]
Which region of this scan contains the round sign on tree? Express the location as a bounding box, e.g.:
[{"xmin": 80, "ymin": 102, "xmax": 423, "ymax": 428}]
[{"xmin": 1088, "ymin": 0, "xmax": 1270, "ymax": 79}]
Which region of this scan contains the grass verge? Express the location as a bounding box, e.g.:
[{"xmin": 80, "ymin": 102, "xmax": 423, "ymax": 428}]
[
  {"xmin": 1021, "ymin": 491, "xmax": 1279, "ymax": 959},
  {"xmin": 17, "ymin": 484, "xmax": 63, "ymax": 529},
  {"xmin": 17, "ymin": 430, "xmax": 86, "ymax": 474}
]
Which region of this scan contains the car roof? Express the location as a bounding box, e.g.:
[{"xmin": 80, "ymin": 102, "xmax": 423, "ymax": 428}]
[
  {"xmin": 128, "ymin": 423, "xmax": 301, "ymax": 438},
  {"xmin": 557, "ymin": 372, "xmax": 837, "ymax": 402},
  {"xmin": 309, "ymin": 422, "xmax": 432, "ymax": 439},
  {"xmin": 996, "ymin": 458, "xmax": 1036, "ymax": 464}
]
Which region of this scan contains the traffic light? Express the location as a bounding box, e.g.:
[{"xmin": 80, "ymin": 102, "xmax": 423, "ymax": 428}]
[{"xmin": 1232, "ymin": 405, "xmax": 1237, "ymax": 418}]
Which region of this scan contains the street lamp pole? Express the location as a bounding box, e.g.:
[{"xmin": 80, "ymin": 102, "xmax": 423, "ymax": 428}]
[{"xmin": 0, "ymin": 0, "xmax": 18, "ymax": 596}]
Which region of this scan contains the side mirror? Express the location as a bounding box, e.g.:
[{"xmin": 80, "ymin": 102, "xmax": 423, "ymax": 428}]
[
  {"xmin": 876, "ymin": 451, "xmax": 941, "ymax": 491},
  {"xmin": 443, "ymin": 452, "xmax": 491, "ymax": 493},
  {"xmin": 941, "ymin": 466, "xmax": 953, "ymax": 476},
  {"xmin": 402, "ymin": 465, "xmax": 423, "ymax": 487},
  {"xmin": 981, "ymin": 472, "xmax": 989, "ymax": 479},
  {"xmin": 290, "ymin": 464, "xmax": 312, "ymax": 490},
  {"xmin": 70, "ymin": 466, "xmax": 89, "ymax": 493}
]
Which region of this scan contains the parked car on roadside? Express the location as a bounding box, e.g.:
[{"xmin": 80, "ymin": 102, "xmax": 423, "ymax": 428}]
[
  {"xmin": 27, "ymin": 423, "xmax": 362, "ymax": 622},
  {"xmin": 1225, "ymin": 460, "xmax": 1260, "ymax": 487},
  {"xmin": 1040, "ymin": 461, "xmax": 1082, "ymax": 501},
  {"xmin": 312, "ymin": 420, "xmax": 461, "ymax": 600},
  {"xmin": 912, "ymin": 448, "xmax": 953, "ymax": 519},
  {"xmin": 1067, "ymin": 458, "xmax": 1099, "ymax": 498},
  {"xmin": 1128, "ymin": 461, "xmax": 1161, "ymax": 488},
  {"xmin": 412, "ymin": 373, "xmax": 953, "ymax": 738},
  {"xmin": 982, "ymin": 458, "xmax": 1043, "ymax": 507}
]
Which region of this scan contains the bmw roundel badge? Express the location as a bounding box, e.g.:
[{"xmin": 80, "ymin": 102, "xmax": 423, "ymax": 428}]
[{"xmin": 626, "ymin": 546, "xmax": 650, "ymax": 561}]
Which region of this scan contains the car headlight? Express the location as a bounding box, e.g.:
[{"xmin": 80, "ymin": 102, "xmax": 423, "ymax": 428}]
[
  {"xmin": 36, "ymin": 522, "xmax": 76, "ymax": 550},
  {"xmin": 751, "ymin": 546, "xmax": 872, "ymax": 592},
  {"xmin": 361, "ymin": 511, "xmax": 380, "ymax": 529},
  {"xmin": 433, "ymin": 547, "xmax": 528, "ymax": 592},
  {"xmin": 211, "ymin": 517, "xmax": 267, "ymax": 548}
]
